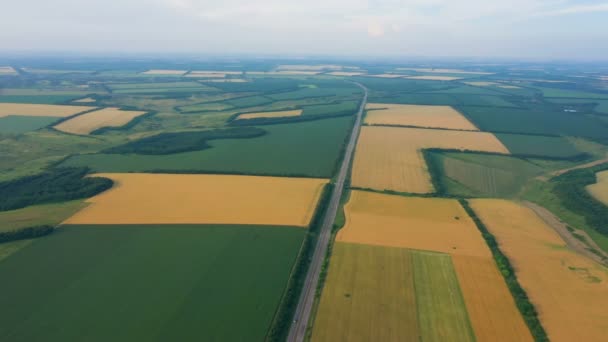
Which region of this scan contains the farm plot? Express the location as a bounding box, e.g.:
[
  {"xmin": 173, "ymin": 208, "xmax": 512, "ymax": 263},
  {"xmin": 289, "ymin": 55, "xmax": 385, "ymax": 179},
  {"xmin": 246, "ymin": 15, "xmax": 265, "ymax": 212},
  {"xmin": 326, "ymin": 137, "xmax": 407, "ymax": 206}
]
[
  {"xmin": 547, "ymin": 98, "xmax": 608, "ymax": 114},
  {"xmin": 0, "ymin": 66, "xmax": 17, "ymax": 75},
  {"xmin": 0, "ymin": 103, "xmax": 94, "ymax": 118},
  {"xmin": 323, "ymin": 191, "xmax": 531, "ymax": 342},
  {"xmin": 186, "ymin": 71, "xmax": 242, "ymax": 78},
  {"xmin": 370, "ymin": 93, "xmax": 516, "ymax": 107},
  {"xmin": 365, "ymin": 103, "xmax": 478, "ymax": 130},
  {"xmin": 460, "ymin": 106, "xmax": 608, "ymax": 141},
  {"xmin": 0, "ymin": 224, "xmax": 305, "ymax": 342},
  {"xmin": 0, "ymin": 200, "xmax": 86, "ymax": 232},
  {"xmin": 63, "ymin": 173, "xmax": 327, "ymax": 227},
  {"xmin": 54, "ymin": 107, "xmax": 147, "ymax": 135},
  {"xmin": 534, "ymin": 86, "xmax": 608, "ymax": 99},
  {"xmin": 0, "ymin": 116, "xmax": 60, "ymax": 134},
  {"xmin": 494, "ymin": 133, "xmax": 582, "ymax": 158},
  {"xmin": 351, "ymin": 126, "xmax": 509, "ymax": 193},
  {"xmin": 327, "ymin": 71, "xmax": 364, "ymax": 76},
  {"xmin": 311, "ymin": 243, "xmax": 475, "ymax": 342},
  {"xmin": 470, "ymin": 199, "xmax": 608, "ymax": 342},
  {"xmin": 237, "ymin": 109, "xmax": 302, "ymax": 120},
  {"xmin": 586, "ymin": 170, "xmax": 608, "ymax": 205},
  {"xmin": 141, "ymin": 69, "xmax": 186, "ymax": 75},
  {"xmin": 60, "ymin": 116, "xmax": 352, "ymax": 178},
  {"xmin": 405, "ymin": 75, "xmax": 463, "ymax": 81},
  {"xmin": 397, "ymin": 68, "xmax": 493, "ymax": 75}
]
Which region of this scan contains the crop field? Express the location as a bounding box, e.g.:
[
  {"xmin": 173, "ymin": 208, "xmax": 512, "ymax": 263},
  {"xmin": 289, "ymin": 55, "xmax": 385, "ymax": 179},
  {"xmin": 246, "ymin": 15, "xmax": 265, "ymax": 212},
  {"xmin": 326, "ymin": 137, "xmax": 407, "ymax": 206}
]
[
  {"xmin": 107, "ymin": 81, "xmax": 204, "ymax": 90},
  {"xmin": 225, "ymin": 95, "xmax": 273, "ymax": 107},
  {"xmin": 460, "ymin": 106, "xmax": 608, "ymax": 141},
  {"xmin": 267, "ymin": 87, "xmax": 361, "ymax": 101},
  {"xmin": 0, "ymin": 66, "xmax": 17, "ymax": 75},
  {"xmin": 397, "ymin": 68, "xmax": 493, "ymax": 75},
  {"xmin": 365, "ymin": 103, "xmax": 478, "ymax": 130},
  {"xmin": 141, "ymin": 69, "xmax": 186, "ymax": 75},
  {"xmin": 494, "ymin": 133, "xmax": 582, "ymax": 158},
  {"xmin": 237, "ymin": 109, "xmax": 302, "ymax": 120},
  {"xmin": 405, "ymin": 75, "xmax": 463, "ymax": 81},
  {"xmin": 547, "ymin": 98, "xmax": 608, "ymax": 114},
  {"xmin": 0, "ymin": 103, "xmax": 94, "ymax": 117},
  {"xmin": 327, "ymin": 71, "xmax": 364, "ymax": 76},
  {"xmin": 534, "ymin": 86, "xmax": 608, "ymax": 99},
  {"xmin": 187, "ymin": 71, "xmax": 242, "ymax": 78},
  {"xmin": 0, "ymin": 200, "xmax": 87, "ymax": 232},
  {"xmin": 322, "ymin": 191, "xmax": 530, "ymax": 341},
  {"xmin": 586, "ymin": 170, "xmax": 608, "ymax": 205},
  {"xmin": 370, "ymin": 92, "xmax": 516, "ymax": 107},
  {"xmin": 64, "ymin": 173, "xmax": 326, "ymax": 227},
  {"xmin": 312, "ymin": 243, "xmax": 475, "ymax": 342},
  {"xmin": 54, "ymin": 107, "xmax": 147, "ymax": 135},
  {"xmin": 336, "ymin": 191, "xmax": 491, "ymax": 256},
  {"xmin": 470, "ymin": 199, "xmax": 608, "ymax": 342},
  {"xmin": 0, "ymin": 115, "xmax": 59, "ymax": 134},
  {"xmin": 177, "ymin": 102, "xmax": 235, "ymax": 112},
  {"xmin": 60, "ymin": 116, "xmax": 352, "ymax": 177},
  {"xmin": 0, "ymin": 224, "xmax": 305, "ymax": 341},
  {"xmin": 351, "ymin": 126, "xmax": 509, "ymax": 193},
  {"xmin": 433, "ymin": 152, "xmax": 558, "ymax": 197}
]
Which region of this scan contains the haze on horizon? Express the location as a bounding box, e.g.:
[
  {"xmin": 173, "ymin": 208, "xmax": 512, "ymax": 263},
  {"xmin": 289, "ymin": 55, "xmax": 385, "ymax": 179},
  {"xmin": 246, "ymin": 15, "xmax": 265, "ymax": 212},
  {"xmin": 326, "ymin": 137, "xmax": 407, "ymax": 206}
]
[{"xmin": 1, "ymin": 0, "xmax": 608, "ymax": 60}]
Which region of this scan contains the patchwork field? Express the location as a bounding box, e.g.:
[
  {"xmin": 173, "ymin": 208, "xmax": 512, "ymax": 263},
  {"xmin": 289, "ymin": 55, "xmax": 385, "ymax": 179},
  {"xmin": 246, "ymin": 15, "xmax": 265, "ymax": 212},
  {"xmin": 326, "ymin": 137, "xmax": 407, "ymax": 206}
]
[
  {"xmin": 0, "ymin": 115, "xmax": 59, "ymax": 134},
  {"xmin": 323, "ymin": 191, "xmax": 531, "ymax": 341},
  {"xmin": 54, "ymin": 107, "xmax": 147, "ymax": 135},
  {"xmin": 0, "ymin": 103, "xmax": 94, "ymax": 117},
  {"xmin": 365, "ymin": 103, "xmax": 478, "ymax": 130},
  {"xmin": 64, "ymin": 173, "xmax": 327, "ymax": 227},
  {"xmin": 586, "ymin": 170, "xmax": 608, "ymax": 205},
  {"xmin": 187, "ymin": 71, "xmax": 242, "ymax": 78},
  {"xmin": 311, "ymin": 243, "xmax": 475, "ymax": 342},
  {"xmin": 61, "ymin": 116, "xmax": 353, "ymax": 177},
  {"xmin": 405, "ymin": 75, "xmax": 463, "ymax": 81},
  {"xmin": 237, "ymin": 109, "xmax": 302, "ymax": 120},
  {"xmin": 0, "ymin": 200, "xmax": 87, "ymax": 232},
  {"xmin": 470, "ymin": 199, "xmax": 608, "ymax": 342},
  {"xmin": 351, "ymin": 126, "xmax": 509, "ymax": 193},
  {"xmin": 0, "ymin": 224, "xmax": 305, "ymax": 342}
]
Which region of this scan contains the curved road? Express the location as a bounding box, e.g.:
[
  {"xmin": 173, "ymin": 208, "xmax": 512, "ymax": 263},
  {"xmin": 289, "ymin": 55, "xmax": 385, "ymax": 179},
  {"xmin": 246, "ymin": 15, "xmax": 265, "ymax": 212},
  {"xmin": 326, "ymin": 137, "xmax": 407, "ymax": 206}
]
[{"xmin": 287, "ymin": 82, "xmax": 367, "ymax": 342}]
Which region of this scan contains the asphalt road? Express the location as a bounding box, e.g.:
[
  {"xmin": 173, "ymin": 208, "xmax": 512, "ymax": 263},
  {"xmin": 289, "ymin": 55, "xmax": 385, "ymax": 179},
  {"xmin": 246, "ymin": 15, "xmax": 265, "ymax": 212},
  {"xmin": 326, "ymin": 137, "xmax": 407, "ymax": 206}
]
[{"xmin": 286, "ymin": 82, "xmax": 367, "ymax": 342}]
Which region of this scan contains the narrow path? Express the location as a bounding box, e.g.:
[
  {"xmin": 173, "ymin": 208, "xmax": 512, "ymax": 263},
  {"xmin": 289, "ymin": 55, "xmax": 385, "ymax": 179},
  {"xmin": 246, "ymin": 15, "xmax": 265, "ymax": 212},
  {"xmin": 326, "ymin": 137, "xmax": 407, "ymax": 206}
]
[
  {"xmin": 522, "ymin": 201, "xmax": 608, "ymax": 266},
  {"xmin": 286, "ymin": 83, "xmax": 367, "ymax": 342}
]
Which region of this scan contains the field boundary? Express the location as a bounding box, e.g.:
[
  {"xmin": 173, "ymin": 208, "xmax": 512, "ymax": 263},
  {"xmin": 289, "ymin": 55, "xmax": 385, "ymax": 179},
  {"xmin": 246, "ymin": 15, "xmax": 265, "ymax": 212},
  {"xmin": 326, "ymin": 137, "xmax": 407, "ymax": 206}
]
[{"xmin": 459, "ymin": 199, "xmax": 549, "ymax": 342}]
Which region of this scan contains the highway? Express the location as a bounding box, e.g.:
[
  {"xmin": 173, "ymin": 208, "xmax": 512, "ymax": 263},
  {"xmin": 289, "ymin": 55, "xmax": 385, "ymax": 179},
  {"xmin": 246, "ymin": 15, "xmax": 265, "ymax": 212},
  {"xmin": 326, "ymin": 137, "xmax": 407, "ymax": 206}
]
[{"xmin": 286, "ymin": 82, "xmax": 367, "ymax": 342}]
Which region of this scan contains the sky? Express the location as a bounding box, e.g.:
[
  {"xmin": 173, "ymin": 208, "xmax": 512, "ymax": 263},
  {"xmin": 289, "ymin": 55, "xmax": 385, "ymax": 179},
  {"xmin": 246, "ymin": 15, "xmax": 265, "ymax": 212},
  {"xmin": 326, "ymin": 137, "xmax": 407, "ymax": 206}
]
[{"xmin": 1, "ymin": 0, "xmax": 607, "ymax": 60}]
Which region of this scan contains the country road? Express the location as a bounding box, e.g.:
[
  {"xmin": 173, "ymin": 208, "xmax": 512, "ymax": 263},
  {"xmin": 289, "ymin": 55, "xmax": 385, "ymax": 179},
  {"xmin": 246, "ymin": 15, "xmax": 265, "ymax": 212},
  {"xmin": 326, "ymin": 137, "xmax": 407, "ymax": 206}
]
[{"xmin": 286, "ymin": 82, "xmax": 367, "ymax": 342}]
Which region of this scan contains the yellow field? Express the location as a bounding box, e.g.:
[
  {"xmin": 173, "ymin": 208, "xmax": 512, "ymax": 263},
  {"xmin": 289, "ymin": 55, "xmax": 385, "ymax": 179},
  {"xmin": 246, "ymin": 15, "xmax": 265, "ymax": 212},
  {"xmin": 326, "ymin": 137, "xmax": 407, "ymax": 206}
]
[
  {"xmin": 0, "ymin": 103, "xmax": 95, "ymax": 118},
  {"xmin": 186, "ymin": 71, "xmax": 242, "ymax": 78},
  {"xmin": 54, "ymin": 107, "xmax": 147, "ymax": 135},
  {"xmin": 327, "ymin": 71, "xmax": 364, "ymax": 76},
  {"xmin": 365, "ymin": 103, "xmax": 478, "ymax": 130},
  {"xmin": 332, "ymin": 191, "xmax": 531, "ymax": 341},
  {"xmin": 498, "ymin": 85, "xmax": 521, "ymax": 89},
  {"xmin": 277, "ymin": 64, "xmax": 344, "ymax": 71},
  {"xmin": 351, "ymin": 126, "xmax": 509, "ymax": 193},
  {"xmin": 463, "ymin": 81, "xmax": 499, "ymax": 86},
  {"xmin": 73, "ymin": 97, "xmax": 96, "ymax": 103},
  {"xmin": 63, "ymin": 173, "xmax": 327, "ymax": 227},
  {"xmin": 237, "ymin": 109, "xmax": 302, "ymax": 120},
  {"xmin": 405, "ymin": 75, "xmax": 463, "ymax": 81},
  {"xmin": 366, "ymin": 74, "xmax": 404, "ymax": 78},
  {"xmin": 142, "ymin": 69, "xmax": 186, "ymax": 75},
  {"xmin": 0, "ymin": 66, "xmax": 16, "ymax": 74},
  {"xmin": 470, "ymin": 199, "xmax": 608, "ymax": 342},
  {"xmin": 586, "ymin": 170, "xmax": 608, "ymax": 205}
]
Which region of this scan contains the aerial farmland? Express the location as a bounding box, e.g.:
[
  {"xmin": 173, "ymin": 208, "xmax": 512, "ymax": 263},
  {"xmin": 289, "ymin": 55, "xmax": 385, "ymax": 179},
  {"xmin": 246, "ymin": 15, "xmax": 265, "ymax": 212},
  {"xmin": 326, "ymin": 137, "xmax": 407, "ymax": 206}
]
[{"xmin": 1, "ymin": 57, "xmax": 608, "ymax": 342}]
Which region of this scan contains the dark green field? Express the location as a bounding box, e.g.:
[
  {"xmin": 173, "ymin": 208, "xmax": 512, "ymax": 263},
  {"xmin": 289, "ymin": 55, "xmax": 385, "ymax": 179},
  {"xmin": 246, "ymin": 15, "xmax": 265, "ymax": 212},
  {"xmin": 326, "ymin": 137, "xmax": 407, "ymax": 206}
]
[
  {"xmin": 0, "ymin": 224, "xmax": 305, "ymax": 342},
  {"xmin": 61, "ymin": 116, "xmax": 352, "ymax": 177},
  {"xmin": 0, "ymin": 95, "xmax": 82, "ymax": 104},
  {"xmin": 460, "ymin": 106, "xmax": 608, "ymax": 141},
  {"xmin": 495, "ymin": 133, "xmax": 582, "ymax": 158},
  {"xmin": 370, "ymin": 93, "xmax": 516, "ymax": 107},
  {"xmin": 0, "ymin": 116, "xmax": 58, "ymax": 134}
]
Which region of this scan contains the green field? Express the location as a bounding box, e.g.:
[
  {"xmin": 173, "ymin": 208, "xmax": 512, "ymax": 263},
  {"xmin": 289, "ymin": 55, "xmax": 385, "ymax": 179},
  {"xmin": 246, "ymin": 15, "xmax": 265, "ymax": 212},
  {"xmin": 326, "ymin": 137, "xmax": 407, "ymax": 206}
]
[
  {"xmin": 312, "ymin": 243, "xmax": 474, "ymax": 342},
  {"xmin": 268, "ymin": 87, "xmax": 360, "ymax": 101},
  {"xmin": 107, "ymin": 82, "xmax": 204, "ymax": 90},
  {"xmin": 177, "ymin": 102, "xmax": 235, "ymax": 113},
  {"xmin": 61, "ymin": 116, "xmax": 353, "ymax": 177},
  {"xmin": 370, "ymin": 93, "xmax": 516, "ymax": 107},
  {"xmin": 495, "ymin": 133, "xmax": 582, "ymax": 158},
  {"xmin": 547, "ymin": 98, "xmax": 608, "ymax": 114},
  {"xmin": 0, "ymin": 224, "xmax": 305, "ymax": 342},
  {"xmin": 0, "ymin": 200, "xmax": 86, "ymax": 232},
  {"xmin": 0, "ymin": 95, "xmax": 83, "ymax": 104},
  {"xmin": 226, "ymin": 95, "xmax": 274, "ymax": 107},
  {"xmin": 0, "ymin": 115, "xmax": 59, "ymax": 134},
  {"xmin": 461, "ymin": 106, "xmax": 608, "ymax": 141},
  {"xmin": 535, "ymin": 86, "xmax": 608, "ymax": 99}
]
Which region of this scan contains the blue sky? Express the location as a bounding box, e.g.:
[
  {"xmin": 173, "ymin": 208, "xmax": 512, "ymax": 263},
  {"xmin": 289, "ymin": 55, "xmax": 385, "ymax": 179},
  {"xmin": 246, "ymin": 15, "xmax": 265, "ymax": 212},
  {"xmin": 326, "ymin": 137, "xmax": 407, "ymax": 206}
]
[{"xmin": 1, "ymin": 0, "xmax": 607, "ymax": 60}]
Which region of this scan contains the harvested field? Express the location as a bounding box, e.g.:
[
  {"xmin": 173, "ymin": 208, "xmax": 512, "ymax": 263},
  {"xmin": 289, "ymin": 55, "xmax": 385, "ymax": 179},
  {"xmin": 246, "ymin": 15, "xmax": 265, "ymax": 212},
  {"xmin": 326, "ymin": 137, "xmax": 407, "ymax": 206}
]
[
  {"xmin": 405, "ymin": 75, "xmax": 463, "ymax": 81},
  {"xmin": 366, "ymin": 74, "xmax": 404, "ymax": 78},
  {"xmin": 54, "ymin": 107, "xmax": 147, "ymax": 135},
  {"xmin": 63, "ymin": 173, "xmax": 327, "ymax": 227},
  {"xmin": 0, "ymin": 103, "xmax": 94, "ymax": 118},
  {"xmin": 237, "ymin": 109, "xmax": 302, "ymax": 120},
  {"xmin": 141, "ymin": 69, "xmax": 186, "ymax": 75},
  {"xmin": 312, "ymin": 243, "xmax": 475, "ymax": 342},
  {"xmin": 586, "ymin": 170, "xmax": 608, "ymax": 205},
  {"xmin": 186, "ymin": 71, "xmax": 240, "ymax": 78},
  {"xmin": 397, "ymin": 68, "xmax": 493, "ymax": 75},
  {"xmin": 277, "ymin": 64, "xmax": 344, "ymax": 71},
  {"xmin": 336, "ymin": 191, "xmax": 491, "ymax": 257},
  {"xmin": 73, "ymin": 97, "xmax": 96, "ymax": 103},
  {"xmin": 365, "ymin": 103, "xmax": 478, "ymax": 130},
  {"xmin": 351, "ymin": 126, "xmax": 509, "ymax": 193},
  {"xmin": 334, "ymin": 191, "xmax": 531, "ymax": 341},
  {"xmin": 470, "ymin": 199, "xmax": 608, "ymax": 342},
  {"xmin": 0, "ymin": 66, "xmax": 17, "ymax": 75},
  {"xmin": 463, "ymin": 81, "xmax": 499, "ymax": 86}
]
